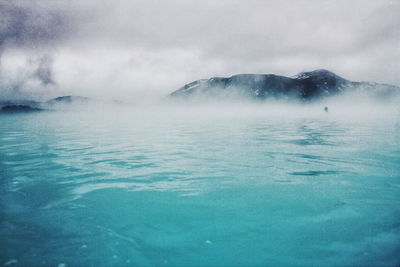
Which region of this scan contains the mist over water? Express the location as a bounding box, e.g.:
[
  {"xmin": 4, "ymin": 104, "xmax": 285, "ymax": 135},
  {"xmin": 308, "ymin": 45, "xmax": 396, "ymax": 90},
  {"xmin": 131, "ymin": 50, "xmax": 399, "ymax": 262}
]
[
  {"xmin": 1, "ymin": 98, "xmax": 399, "ymax": 266},
  {"xmin": 1, "ymin": 0, "xmax": 400, "ymax": 265}
]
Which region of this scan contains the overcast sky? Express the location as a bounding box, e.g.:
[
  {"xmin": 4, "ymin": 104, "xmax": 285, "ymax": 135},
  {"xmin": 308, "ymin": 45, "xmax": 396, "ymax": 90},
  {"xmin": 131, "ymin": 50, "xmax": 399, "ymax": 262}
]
[{"xmin": 0, "ymin": 0, "xmax": 399, "ymax": 101}]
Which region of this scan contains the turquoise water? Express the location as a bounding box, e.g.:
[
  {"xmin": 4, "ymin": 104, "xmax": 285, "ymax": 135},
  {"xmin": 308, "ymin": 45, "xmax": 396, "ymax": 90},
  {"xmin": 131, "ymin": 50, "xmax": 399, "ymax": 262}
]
[{"xmin": 1, "ymin": 107, "xmax": 400, "ymax": 266}]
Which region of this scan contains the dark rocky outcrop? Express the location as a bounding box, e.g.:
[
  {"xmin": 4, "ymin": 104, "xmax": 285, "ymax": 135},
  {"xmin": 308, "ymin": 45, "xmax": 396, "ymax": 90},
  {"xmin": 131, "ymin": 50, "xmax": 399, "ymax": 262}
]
[
  {"xmin": 169, "ymin": 69, "xmax": 399, "ymax": 101},
  {"xmin": 0, "ymin": 96, "xmax": 92, "ymax": 113},
  {"xmin": 1, "ymin": 104, "xmax": 42, "ymax": 113}
]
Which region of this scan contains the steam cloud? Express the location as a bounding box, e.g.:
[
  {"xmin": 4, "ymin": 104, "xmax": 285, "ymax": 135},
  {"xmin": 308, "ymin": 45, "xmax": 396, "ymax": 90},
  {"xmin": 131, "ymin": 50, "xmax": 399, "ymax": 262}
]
[
  {"xmin": 0, "ymin": 0, "xmax": 71, "ymax": 99},
  {"xmin": 0, "ymin": 0, "xmax": 399, "ymax": 101},
  {"xmin": 0, "ymin": 1, "xmax": 68, "ymax": 50}
]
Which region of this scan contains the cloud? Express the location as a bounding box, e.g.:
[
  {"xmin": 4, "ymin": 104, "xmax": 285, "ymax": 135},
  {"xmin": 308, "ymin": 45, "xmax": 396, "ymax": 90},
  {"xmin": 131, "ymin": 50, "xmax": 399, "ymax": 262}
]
[
  {"xmin": 32, "ymin": 54, "xmax": 55, "ymax": 86},
  {"xmin": 0, "ymin": 0, "xmax": 399, "ymax": 101},
  {"xmin": 0, "ymin": 0, "xmax": 72, "ymax": 51},
  {"xmin": 0, "ymin": 0, "xmax": 75, "ymax": 100}
]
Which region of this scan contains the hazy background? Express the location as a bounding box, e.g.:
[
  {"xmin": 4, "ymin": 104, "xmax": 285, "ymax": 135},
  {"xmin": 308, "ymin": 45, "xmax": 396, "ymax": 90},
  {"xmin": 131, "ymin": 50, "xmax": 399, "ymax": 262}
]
[{"xmin": 0, "ymin": 0, "xmax": 399, "ymax": 101}]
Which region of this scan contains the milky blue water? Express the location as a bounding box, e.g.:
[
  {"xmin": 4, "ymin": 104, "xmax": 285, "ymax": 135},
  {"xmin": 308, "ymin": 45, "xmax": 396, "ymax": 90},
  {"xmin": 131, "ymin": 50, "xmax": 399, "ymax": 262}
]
[{"xmin": 1, "ymin": 107, "xmax": 399, "ymax": 266}]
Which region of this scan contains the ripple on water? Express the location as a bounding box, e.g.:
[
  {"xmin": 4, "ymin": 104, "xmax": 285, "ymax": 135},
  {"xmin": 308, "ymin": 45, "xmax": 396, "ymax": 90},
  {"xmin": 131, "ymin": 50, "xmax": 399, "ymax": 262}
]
[{"xmin": 0, "ymin": 111, "xmax": 399, "ymax": 266}]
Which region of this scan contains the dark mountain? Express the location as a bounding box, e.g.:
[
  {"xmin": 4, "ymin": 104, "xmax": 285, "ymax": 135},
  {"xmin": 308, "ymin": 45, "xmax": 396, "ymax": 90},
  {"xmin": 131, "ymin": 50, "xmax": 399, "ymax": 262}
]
[
  {"xmin": 46, "ymin": 96, "xmax": 91, "ymax": 105},
  {"xmin": 169, "ymin": 69, "xmax": 399, "ymax": 101}
]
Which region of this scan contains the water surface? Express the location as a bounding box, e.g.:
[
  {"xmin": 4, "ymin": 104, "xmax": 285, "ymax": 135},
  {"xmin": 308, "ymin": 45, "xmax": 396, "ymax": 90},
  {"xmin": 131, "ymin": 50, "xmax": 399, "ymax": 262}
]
[{"xmin": 1, "ymin": 106, "xmax": 399, "ymax": 266}]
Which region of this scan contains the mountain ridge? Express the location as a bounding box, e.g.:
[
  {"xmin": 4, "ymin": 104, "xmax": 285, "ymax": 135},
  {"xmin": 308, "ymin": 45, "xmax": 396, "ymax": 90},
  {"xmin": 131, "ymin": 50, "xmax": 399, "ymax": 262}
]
[{"xmin": 169, "ymin": 69, "xmax": 399, "ymax": 101}]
